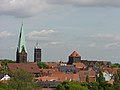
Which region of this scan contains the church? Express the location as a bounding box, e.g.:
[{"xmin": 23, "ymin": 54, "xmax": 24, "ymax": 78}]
[{"xmin": 16, "ymin": 23, "xmax": 41, "ymax": 63}]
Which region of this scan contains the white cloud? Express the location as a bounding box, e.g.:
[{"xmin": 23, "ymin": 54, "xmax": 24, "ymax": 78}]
[
  {"xmin": 91, "ymin": 33, "xmax": 114, "ymax": 39},
  {"xmin": 0, "ymin": 31, "xmax": 14, "ymax": 38},
  {"xmin": 0, "ymin": 0, "xmax": 50, "ymax": 18},
  {"xmin": 48, "ymin": 0, "xmax": 120, "ymax": 7},
  {"xmin": 50, "ymin": 41, "xmax": 63, "ymax": 45},
  {"xmin": 26, "ymin": 30, "xmax": 56, "ymax": 41},
  {"xmin": 1, "ymin": 0, "xmax": 120, "ymax": 18},
  {"xmin": 105, "ymin": 42, "xmax": 120, "ymax": 49}
]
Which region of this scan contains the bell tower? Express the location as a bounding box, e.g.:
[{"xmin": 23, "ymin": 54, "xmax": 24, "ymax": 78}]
[
  {"xmin": 16, "ymin": 23, "xmax": 27, "ymax": 63},
  {"xmin": 34, "ymin": 42, "xmax": 41, "ymax": 62}
]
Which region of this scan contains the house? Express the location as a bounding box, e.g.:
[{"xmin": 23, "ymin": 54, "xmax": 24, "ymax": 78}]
[
  {"xmin": 102, "ymin": 72, "xmax": 111, "ymax": 81},
  {"xmin": 58, "ymin": 64, "xmax": 76, "ymax": 74},
  {"xmin": 73, "ymin": 63, "xmax": 86, "ymax": 70},
  {"xmin": 79, "ymin": 70, "xmax": 96, "ymax": 82},
  {"xmin": 0, "ymin": 74, "xmax": 10, "ymax": 83}
]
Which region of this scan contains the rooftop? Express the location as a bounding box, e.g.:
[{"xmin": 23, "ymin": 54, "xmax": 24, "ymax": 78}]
[{"xmin": 69, "ymin": 51, "xmax": 81, "ymax": 57}]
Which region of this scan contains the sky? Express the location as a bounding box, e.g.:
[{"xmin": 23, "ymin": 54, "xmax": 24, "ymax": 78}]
[{"xmin": 0, "ymin": 0, "xmax": 120, "ymax": 63}]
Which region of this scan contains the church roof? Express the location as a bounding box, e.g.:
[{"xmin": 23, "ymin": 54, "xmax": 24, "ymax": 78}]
[
  {"xmin": 69, "ymin": 51, "xmax": 81, "ymax": 57},
  {"xmin": 17, "ymin": 23, "xmax": 27, "ymax": 53}
]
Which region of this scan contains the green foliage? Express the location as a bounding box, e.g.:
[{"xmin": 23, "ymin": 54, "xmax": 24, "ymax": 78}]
[
  {"xmin": 0, "ymin": 59, "xmax": 14, "ymax": 75},
  {"xmin": 86, "ymin": 75, "xmax": 89, "ymax": 82},
  {"xmin": 114, "ymin": 69, "xmax": 120, "ymax": 90},
  {"xmin": 111, "ymin": 63, "xmax": 120, "ymax": 68},
  {"xmin": 56, "ymin": 81, "xmax": 88, "ymax": 90},
  {"xmin": 89, "ymin": 82, "xmax": 99, "ymax": 90},
  {"xmin": 7, "ymin": 69, "xmax": 40, "ymax": 90},
  {"xmin": 96, "ymin": 71, "xmax": 105, "ymax": 84},
  {"xmin": 56, "ymin": 84, "xmax": 65, "ymax": 90},
  {"xmin": 0, "ymin": 83, "xmax": 7, "ymax": 90},
  {"xmin": 0, "ymin": 59, "xmax": 15, "ymax": 66},
  {"xmin": 37, "ymin": 62, "xmax": 49, "ymax": 69}
]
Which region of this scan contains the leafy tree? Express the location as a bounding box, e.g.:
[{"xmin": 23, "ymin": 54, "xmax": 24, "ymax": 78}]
[
  {"xmin": 56, "ymin": 84, "xmax": 65, "ymax": 90},
  {"xmin": 56, "ymin": 81, "xmax": 88, "ymax": 90},
  {"xmin": 104, "ymin": 82, "xmax": 115, "ymax": 90},
  {"xmin": 89, "ymin": 82, "xmax": 98, "ymax": 90},
  {"xmin": 7, "ymin": 69, "xmax": 40, "ymax": 90},
  {"xmin": 86, "ymin": 75, "xmax": 89, "ymax": 82},
  {"xmin": 96, "ymin": 71, "xmax": 105, "ymax": 85},
  {"xmin": 0, "ymin": 83, "xmax": 7, "ymax": 90},
  {"xmin": 37, "ymin": 62, "xmax": 49, "ymax": 69},
  {"xmin": 81, "ymin": 82, "xmax": 89, "ymax": 88},
  {"xmin": 0, "ymin": 59, "xmax": 15, "ymax": 74},
  {"xmin": 111, "ymin": 63, "xmax": 120, "ymax": 68},
  {"xmin": 114, "ymin": 69, "xmax": 120, "ymax": 90}
]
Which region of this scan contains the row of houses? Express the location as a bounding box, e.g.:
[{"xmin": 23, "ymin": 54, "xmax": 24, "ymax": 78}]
[
  {"xmin": 0, "ymin": 61, "xmax": 116, "ymax": 89},
  {"xmin": 0, "ymin": 51, "xmax": 117, "ymax": 89}
]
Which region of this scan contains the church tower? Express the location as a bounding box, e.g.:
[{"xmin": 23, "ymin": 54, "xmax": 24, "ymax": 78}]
[
  {"xmin": 68, "ymin": 51, "xmax": 81, "ymax": 64},
  {"xmin": 34, "ymin": 43, "xmax": 41, "ymax": 62},
  {"xmin": 16, "ymin": 23, "xmax": 27, "ymax": 63}
]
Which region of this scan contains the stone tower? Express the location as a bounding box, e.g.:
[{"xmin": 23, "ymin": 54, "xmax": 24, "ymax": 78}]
[
  {"xmin": 68, "ymin": 51, "xmax": 81, "ymax": 64},
  {"xmin": 34, "ymin": 43, "xmax": 41, "ymax": 62},
  {"xmin": 16, "ymin": 23, "xmax": 27, "ymax": 63}
]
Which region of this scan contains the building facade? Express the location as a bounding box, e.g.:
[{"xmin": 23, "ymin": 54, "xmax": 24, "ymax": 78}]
[{"xmin": 34, "ymin": 43, "xmax": 41, "ymax": 62}]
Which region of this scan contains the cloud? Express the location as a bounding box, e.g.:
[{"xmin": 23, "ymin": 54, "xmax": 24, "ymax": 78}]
[
  {"xmin": 88, "ymin": 43, "xmax": 96, "ymax": 47},
  {"xmin": 0, "ymin": 31, "xmax": 14, "ymax": 38},
  {"xmin": 0, "ymin": 0, "xmax": 50, "ymax": 18},
  {"xmin": 50, "ymin": 41, "xmax": 64, "ymax": 45},
  {"xmin": 105, "ymin": 42, "xmax": 120, "ymax": 49},
  {"xmin": 1, "ymin": 0, "xmax": 120, "ymax": 18},
  {"xmin": 26, "ymin": 30, "xmax": 56, "ymax": 41},
  {"xmin": 91, "ymin": 33, "xmax": 114, "ymax": 39},
  {"xmin": 48, "ymin": 0, "xmax": 120, "ymax": 7}
]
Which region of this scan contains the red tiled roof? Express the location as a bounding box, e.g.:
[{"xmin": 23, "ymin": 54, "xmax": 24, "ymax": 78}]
[
  {"xmin": 79, "ymin": 70, "xmax": 96, "ymax": 77},
  {"xmin": 51, "ymin": 71, "xmax": 79, "ymax": 82},
  {"xmin": 69, "ymin": 51, "xmax": 81, "ymax": 57},
  {"xmin": 46, "ymin": 62, "xmax": 59, "ymax": 68},
  {"xmin": 102, "ymin": 68, "xmax": 119, "ymax": 74},
  {"xmin": 8, "ymin": 63, "xmax": 40, "ymax": 73},
  {"xmin": 36, "ymin": 76, "xmax": 58, "ymax": 81},
  {"xmin": 73, "ymin": 63, "xmax": 86, "ymax": 69},
  {"xmin": 39, "ymin": 68, "xmax": 58, "ymax": 75}
]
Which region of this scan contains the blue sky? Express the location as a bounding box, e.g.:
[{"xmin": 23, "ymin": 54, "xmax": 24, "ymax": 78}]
[{"xmin": 0, "ymin": 0, "xmax": 120, "ymax": 63}]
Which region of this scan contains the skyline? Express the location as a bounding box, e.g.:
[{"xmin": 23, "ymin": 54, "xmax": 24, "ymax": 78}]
[{"xmin": 1, "ymin": 0, "xmax": 120, "ymax": 63}]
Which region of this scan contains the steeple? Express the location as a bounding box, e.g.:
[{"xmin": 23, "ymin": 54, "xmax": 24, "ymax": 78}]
[
  {"xmin": 16, "ymin": 23, "xmax": 27, "ymax": 63},
  {"xmin": 18, "ymin": 23, "xmax": 27, "ymax": 53}
]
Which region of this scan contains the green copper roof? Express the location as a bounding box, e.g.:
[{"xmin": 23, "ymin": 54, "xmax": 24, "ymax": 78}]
[{"xmin": 17, "ymin": 23, "xmax": 27, "ymax": 53}]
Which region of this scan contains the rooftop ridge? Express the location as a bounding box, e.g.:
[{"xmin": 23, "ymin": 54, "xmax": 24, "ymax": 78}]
[{"xmin": 69, "ymin": 51, "xmax": 81, "ymax": 57}]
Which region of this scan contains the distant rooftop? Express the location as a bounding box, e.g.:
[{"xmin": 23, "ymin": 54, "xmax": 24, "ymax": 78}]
[{"xmin": 69, "ymin": 51, "xmax": 81, "ymax": 57}]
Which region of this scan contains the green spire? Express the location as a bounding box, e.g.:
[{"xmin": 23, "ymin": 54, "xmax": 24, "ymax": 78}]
[{"xmin": 17, "ymin": 23, "xmax": 27, "ymax": 53}]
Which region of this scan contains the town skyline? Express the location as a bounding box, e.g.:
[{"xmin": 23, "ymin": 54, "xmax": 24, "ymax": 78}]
[{"xmin": 1, "ymin": 0, "xmax": 120, "ymax": 63}]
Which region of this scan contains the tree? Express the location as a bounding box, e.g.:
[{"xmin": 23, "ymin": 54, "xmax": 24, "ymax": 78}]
[
  {"xmin": 0, "ymin": 83, "xmax": 7, "ymax": 90},
  {"xmin": 111, "ymin": 63, "xmax": 120, "ymax": 68},
  {"xmin": 56, "ymin": 84, "xmax": 65, "ymax": 90},
  {"xmin": 56, "ymin": 81, "xmax": 88, "ymax": 90},
  {"xmin": 0, "ymin": 59, "xmax": 15, "ymax": 74},
  {"xmin": 7, "ymin": 69, "xmax": 40, "ymax": 90},
  {"xmin": 89, "ymin": 82, "xmax": 98, "ymax": 90},
  {"xmin": 86, "ymin": 75, "xmax": 89, "ymax": 82},
  {"xmin": 37, "ymin": 62, "xmax": 49, "ymax": 69},
  {"xmin": 114, "ymin": 69, "xmax": 120, "ymax": 90}
]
